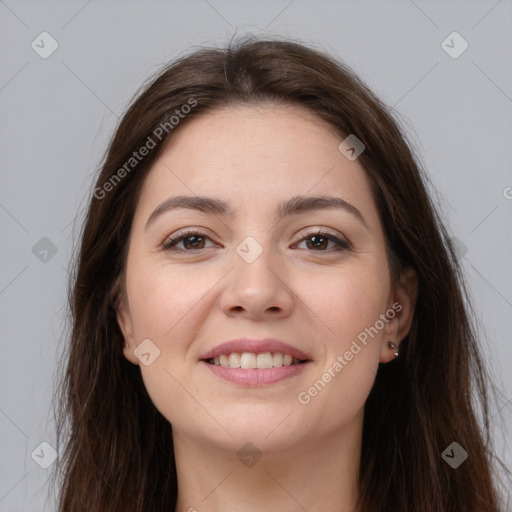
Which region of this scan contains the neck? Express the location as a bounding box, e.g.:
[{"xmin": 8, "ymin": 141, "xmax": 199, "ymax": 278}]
[{"xmin": 173, "ymin": 414, "xmax": 362, "ymax": 512}]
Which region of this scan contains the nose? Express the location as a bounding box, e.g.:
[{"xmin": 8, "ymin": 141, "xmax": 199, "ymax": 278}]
[{"xmin": 220, "ymin": 241, "xmax": 294, "ymax": 321}]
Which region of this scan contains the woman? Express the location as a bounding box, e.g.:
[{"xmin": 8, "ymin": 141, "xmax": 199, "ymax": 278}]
[{"xmin": 53, "ymin": 36, "xmax": 509, "ymax": 511}]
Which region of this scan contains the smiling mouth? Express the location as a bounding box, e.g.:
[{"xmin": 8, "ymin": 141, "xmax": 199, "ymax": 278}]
[{"xmin": 204, "ymin": 352, "xmax": 308, "ymax": 369}]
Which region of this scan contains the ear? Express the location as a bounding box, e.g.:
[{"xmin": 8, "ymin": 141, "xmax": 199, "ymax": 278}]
[
  {"xmin": 113, "ymin": 281, "xmax": 140, "ymax": 366},
  {"xmin": 380, "ymin": 266, "xmax": 418, "ymax": 363}
]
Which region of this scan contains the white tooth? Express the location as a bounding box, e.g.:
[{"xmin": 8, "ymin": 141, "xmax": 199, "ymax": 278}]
[
  {"xmin": 219, "ymin": 354, "xmax": 229, "ymax": 367},
  {"xmin": 214, "ymin": 357, "xmax": 220, "ymax": 365},
  {"xmin": 229, "ymin": 353, "xmax": 241, "ymax": 368},
  {"xmin": 272, "ymin": 353, "xmax": 283, "ymax": 367},
  {"xmin": 283, "ymin": 354, "xmax": 293, "ymax": 366},
  {"xmin": 257, "ymin": 352, "xmax": 273, "ymax": 369},
  {"xmin": 240, "ymin": 352, "xmax": 257, "ymax": 369}
]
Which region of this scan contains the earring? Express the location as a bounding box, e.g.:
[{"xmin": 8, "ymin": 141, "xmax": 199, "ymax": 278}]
[{"xmin": 388, "ymin": 341, "xmax": 399, "ymax": 358}]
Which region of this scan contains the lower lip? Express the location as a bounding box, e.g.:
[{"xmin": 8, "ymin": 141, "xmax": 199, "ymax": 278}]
[{"xmin": 201, "ymin": 360, "xmax": 310, "ymax": 386}]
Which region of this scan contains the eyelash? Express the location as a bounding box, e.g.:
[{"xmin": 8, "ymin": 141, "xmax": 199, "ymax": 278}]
[{"xmin": 161, "ymin": 229, "xmax": 350, "ymax": 253}]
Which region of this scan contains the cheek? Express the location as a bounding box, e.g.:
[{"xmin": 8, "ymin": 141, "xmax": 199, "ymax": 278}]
[
  {"xmin": 126, "ymin": 262, "xmax": 215, "ymax": 341},
  {"xmin": 124, "ymin": 264, "xmax": 214, "ymax": 426},
  {"xmin": 306, "ymin": 262, "xmax": 390, "ymax": 346},
  {"xmin": 295, "ymin": 263, "xmax": 389, "ymax": 416}
]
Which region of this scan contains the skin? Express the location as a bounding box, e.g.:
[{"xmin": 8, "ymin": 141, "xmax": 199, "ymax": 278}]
[{"xmin": 116, "ymin": 103, "xmax": 417, "ymax": 512}]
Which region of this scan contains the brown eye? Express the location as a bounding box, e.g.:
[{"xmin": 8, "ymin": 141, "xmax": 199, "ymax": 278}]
[
  {"xmin": 295, "ymin": 231, "xmax": 350, "ymax": 252},
  {"xmin": 162, "ymin": 230, "xmax": 215, "ymax": 251}
]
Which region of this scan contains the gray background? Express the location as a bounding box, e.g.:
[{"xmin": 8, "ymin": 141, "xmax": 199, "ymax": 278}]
[{"xmin": 1, "ymin": 1, "xmax": 511, "ymax": 510}]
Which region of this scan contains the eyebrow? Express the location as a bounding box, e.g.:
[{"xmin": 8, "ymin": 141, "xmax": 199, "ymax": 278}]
[{"xmin": 145, "ymin": 194, "xmax": 369, "ymax": 230}]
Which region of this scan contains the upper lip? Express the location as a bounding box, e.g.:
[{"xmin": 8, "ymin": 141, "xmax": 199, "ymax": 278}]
[{"xmin": 200, "ymin": 338, "xmax": 312, "ymax": 361}]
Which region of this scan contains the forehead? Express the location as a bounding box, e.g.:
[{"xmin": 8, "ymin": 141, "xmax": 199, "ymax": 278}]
[
  {"xmin": 154, "ymin": 103, "xmax": 342, "ymax": 175},
  {"xmin": 136, "ymin": 103, "xmax": 379, "ymax": 225}
]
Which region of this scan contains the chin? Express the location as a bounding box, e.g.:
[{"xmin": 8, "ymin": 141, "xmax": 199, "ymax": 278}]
[{"xmin": 213, "ymin": 411, "xmax": 301, "ymax": 448}]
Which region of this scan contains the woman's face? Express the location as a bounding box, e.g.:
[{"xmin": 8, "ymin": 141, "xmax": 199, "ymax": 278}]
[{"xmin": 116, "ymin": 103, "xmax": 415, "ymax": 454}]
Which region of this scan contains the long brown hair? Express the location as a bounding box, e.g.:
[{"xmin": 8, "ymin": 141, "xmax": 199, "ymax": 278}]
[{"xmin": 52, "ymin": 35, "xmax": 510, "ymax": 511}]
